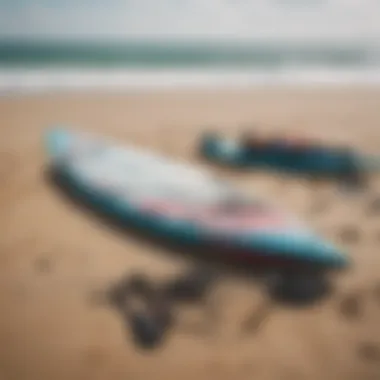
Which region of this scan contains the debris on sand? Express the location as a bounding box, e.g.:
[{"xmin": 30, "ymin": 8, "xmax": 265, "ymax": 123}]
[
  {"xmin": 161, "ymin": 267, "xmax": 218, "ymax": 304},
  {"xmin": 338, "ymin": 292, "xmax": 363, "ymax": 320},
  {"xmin": 127, "ymin": 273, "xmax": 156, "ymax": 299},
  {"xmin": 106, "ymin": 267, "xmax": 218, "ymax": 350},
  {"xmin": 338, "ymin": 171, "xmax": 368, "ymax": 194},
  {"xmin": 267, "ymin": 272, "xmax": 331, "ymax": 305},
  {"xmin": 241, "ymin": 299, "xmax": 273, "ymax": 335},
  {"xmin": 128, "ymin": 310, "xmax": 167, "ymax": 349},
  {"xmin": 106, "ymin": 273, "xmax": 170, "ymax": 349}
]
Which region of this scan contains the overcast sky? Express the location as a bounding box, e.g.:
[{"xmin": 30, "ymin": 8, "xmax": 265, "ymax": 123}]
[{"xmin": 0, "ymin": 0, "xmax": 379, "ymax": 42}]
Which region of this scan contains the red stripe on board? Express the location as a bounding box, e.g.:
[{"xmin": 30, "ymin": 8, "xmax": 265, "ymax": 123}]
[{"xmin": 139, "ymin": 199, "xmax": 296, "ymax": 232}]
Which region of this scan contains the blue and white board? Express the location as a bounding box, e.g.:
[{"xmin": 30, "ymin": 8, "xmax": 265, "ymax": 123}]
[
  {"xmin": 45, "ymin": 128, "xmax": 349, "ymax": 270},
  {"xmin": 199, "ymin": 132, "xmax": 380, "ymax": 176}
]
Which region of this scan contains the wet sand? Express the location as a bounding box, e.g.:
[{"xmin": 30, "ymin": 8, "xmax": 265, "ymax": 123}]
[{"xmin": 1, "ymin": 88, "xmax": 380, "ymax": 380}]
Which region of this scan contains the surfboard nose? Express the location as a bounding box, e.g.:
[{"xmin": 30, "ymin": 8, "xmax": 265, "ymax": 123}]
[
  {"xmin": 305, "ymin": 237, "xmax": 350, "ymax": 269},
  {"xmin": 44, "ymin": 127, "xmax": 72, "ymax": 159},
  {"xmin": 241, "ymin": 231, "xmax": 349, "ymax": 269},
  {"xmin": 279, "ymin": 233, "xmax": 350, "ymax": 269}
]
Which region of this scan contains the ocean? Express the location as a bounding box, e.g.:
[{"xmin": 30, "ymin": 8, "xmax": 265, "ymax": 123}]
[{"xmin": 1, "ymin": 40, "xmax": 380, "ymax": 93}]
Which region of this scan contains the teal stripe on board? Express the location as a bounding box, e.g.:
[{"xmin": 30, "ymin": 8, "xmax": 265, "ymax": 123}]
[{"xmin": 0, "ymin": 40, "xmax": 374, "ymax": 68}]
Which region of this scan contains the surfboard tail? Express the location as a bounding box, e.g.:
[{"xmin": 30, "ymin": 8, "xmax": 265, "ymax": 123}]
[{"xmin": 44, "ymin": 127, "xmax": 74, "ymax": 162}]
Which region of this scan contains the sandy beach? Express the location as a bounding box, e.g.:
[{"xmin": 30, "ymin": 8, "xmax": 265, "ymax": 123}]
[{"xmin": 1, "ymin": 87, "xmax": 380, "ymax": 380}]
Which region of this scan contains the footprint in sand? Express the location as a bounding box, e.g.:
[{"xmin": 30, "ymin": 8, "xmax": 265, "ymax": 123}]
[
  {"xmin": 308, "ymin": 196, "xmax": 331, "ymax": 216},
  {"xmin": 372, "ymin": 283, "xmax": 380, "ymax": 305},
  {"xmin": 338, "ymin": 226, "xmax": 361, "ymax": 245},
  {"xmin": 357, "ymin": 342, "xmax": 380, "ymax": 363},
  {"xmin": 338, "ymin": 292, "xmax": 364, "ymax": 320},
  {"xmin": 34, "ymin": 256, "xmax": 53, "ymax": 275},
  {"xmin": 367, "ymin": 195, "xmax": 380, "ymax": 216},
  {"xmin": 337, "ymin": 283, "xmax": 380, "ymax": 364},
  {"xmin": 338, "ymin": 281, "xmax": 380, "ymax": 320}
]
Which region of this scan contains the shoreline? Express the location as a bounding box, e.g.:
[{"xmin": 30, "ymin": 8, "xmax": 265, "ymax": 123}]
[
  {"xmin": 1, "ymin": 67, "xmax": 380, "ymax": 96},
  {"xmin": 2, "ymin": 85, "xmax": 380, "ymax": 99}
]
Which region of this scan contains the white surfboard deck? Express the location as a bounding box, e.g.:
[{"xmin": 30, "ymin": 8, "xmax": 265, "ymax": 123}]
[{"xmin": 48, "ymin": 129, "xmax": 307, "ymax": 234}]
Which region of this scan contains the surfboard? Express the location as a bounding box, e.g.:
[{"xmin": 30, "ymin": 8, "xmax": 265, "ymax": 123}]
[
  {"xmin": 199, "ymin": 132, "xmax": 380, "ymax": 176},
  {"xmin": 44, "ymin": 127, "xmax": 349, "ymax": 270}
]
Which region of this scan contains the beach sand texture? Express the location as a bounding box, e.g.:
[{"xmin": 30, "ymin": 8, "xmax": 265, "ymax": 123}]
[{"xmin": 1, "ymin": 88, "xmax": 380, "ymax": 380}]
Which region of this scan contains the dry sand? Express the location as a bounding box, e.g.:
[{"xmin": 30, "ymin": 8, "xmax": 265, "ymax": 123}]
[{"xmin": 1, "ymin": 87, "xmax": 380, "ymax": 380}]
